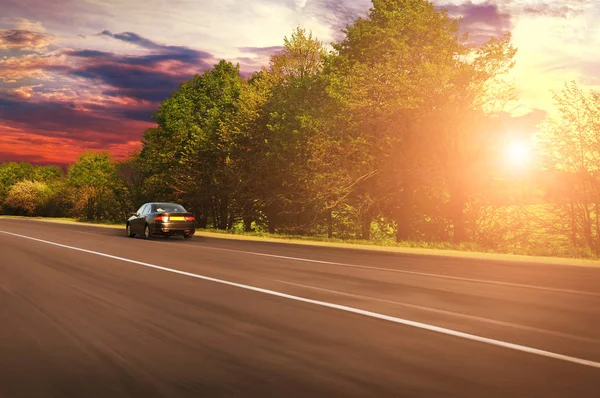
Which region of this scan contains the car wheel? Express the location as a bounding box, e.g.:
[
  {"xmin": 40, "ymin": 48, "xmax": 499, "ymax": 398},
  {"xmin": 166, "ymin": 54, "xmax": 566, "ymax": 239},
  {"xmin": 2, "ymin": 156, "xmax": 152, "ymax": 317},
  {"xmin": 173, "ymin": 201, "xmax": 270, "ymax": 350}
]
[
  {"xmin": 183, "ymin": 233, "xmax": 192, "ymax": 239},
  {"xmin": 126, "ymin": 223, "xmax": 136, "ymax": 238},
  {"xmin": 144, "ymin": 224, "xmax": 152, "ymax": 240}
]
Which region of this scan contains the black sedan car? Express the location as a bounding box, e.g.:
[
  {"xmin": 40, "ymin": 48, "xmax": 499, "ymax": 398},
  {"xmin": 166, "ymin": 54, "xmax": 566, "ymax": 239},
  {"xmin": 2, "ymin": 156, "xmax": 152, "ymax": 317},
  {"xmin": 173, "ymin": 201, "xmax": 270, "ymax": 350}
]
[{"xmin": 127, "ymin": 202, "xmax": 196, "ymax": 239}]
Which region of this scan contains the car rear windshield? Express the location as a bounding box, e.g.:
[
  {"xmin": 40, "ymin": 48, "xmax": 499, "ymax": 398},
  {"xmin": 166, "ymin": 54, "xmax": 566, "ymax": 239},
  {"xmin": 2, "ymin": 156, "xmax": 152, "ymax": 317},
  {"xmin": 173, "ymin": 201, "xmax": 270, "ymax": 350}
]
[{"xmin": 152, "ymin": 203, "xmax": 187, "ymax": 213}]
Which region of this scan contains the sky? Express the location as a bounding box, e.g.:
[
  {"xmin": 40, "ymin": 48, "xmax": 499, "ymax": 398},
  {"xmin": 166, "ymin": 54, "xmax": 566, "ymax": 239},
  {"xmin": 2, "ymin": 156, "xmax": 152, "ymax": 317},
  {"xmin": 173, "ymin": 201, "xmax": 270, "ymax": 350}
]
[{"xmin": 0, "ymin": 0, "xmax": 598, "ymax": 166}]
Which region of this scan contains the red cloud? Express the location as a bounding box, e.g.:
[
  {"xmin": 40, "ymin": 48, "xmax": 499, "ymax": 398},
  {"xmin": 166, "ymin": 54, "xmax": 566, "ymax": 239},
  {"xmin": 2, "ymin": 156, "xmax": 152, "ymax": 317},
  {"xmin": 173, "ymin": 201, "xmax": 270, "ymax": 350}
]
[{"xmin": 0, "ymin": 124, "xmax": 145, "ymax": 165}]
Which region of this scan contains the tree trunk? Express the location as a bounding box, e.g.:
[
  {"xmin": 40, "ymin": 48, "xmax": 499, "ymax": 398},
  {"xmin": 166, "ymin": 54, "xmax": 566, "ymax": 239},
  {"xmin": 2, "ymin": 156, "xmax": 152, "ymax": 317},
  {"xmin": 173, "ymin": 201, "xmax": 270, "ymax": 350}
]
[
  {"xmin": 218, "ymin": 196, "xmax": 229, "ymax": 230},
  {"xmin": 211, "ymin": 208, "xmax": 218, "ymax": 230},
  {"xmin": 218, "ymin": 211, "xmax": 228, "ymax": 230},
  {"xmin": 570, "ymin": 197, "xmax": 577, "ymax": 246},
  {"xmin": 243, "ymin": 217, "xmax": 253, "ymax": 232},
  {"xmin": 361, "ymin": 216, "xmax": 371, "ymax": 240},
  {"xmin": 449, "ymin": 177, "xmax": 467, "ymax": 244},
  {"xmin": 327, "ymin": 210, "xmax": 333, "ymax": 239},
  {"xmin": 265, "ymin": 205, "xmax": 277, "ymax": 234},
  {"xmin": 595, "ymin": 201, "xmax": 600, "ymax": 255},
  {"xmin": 395, "ymin": 191, "xmax": 414, "ymax": 242},
  {"xmin": 86, "ymin": 196, "xmax": 94, "ymax": 220},
  {"xmin": 582, "ymin": 180, "xmax": 593, "ymax": 249},
  {"xmin": 450, "ymin": 195, "xmax": 467, "ymax": 244}
]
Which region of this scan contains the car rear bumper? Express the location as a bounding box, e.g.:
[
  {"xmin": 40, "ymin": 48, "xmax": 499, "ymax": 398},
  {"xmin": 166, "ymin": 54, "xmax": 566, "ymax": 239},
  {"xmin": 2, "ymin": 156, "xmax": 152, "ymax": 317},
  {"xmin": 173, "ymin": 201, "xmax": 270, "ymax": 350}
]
[{"xmin": 151, "ymin": 222, "xmax": 195, "ymax": 236}]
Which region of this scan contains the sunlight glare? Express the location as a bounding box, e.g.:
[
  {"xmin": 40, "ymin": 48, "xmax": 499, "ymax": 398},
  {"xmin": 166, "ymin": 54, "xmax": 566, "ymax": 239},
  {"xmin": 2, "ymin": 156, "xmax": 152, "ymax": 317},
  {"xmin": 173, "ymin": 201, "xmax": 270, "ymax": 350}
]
[{"xmin": 505, "ymin": 141, "xmax": 532, "ymax": 168}]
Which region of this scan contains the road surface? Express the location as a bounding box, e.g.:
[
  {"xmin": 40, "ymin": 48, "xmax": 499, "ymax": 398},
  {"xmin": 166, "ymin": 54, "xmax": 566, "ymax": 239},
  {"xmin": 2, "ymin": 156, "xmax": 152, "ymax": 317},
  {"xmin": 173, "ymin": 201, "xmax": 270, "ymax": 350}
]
[{"xmin": 1, "ymin": 218, "xmax": 600, "ymax": 397}]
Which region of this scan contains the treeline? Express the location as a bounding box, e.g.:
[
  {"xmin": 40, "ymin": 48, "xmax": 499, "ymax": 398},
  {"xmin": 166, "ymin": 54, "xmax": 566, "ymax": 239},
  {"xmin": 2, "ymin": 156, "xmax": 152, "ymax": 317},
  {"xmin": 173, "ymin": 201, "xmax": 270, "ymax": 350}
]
[
  {"xmin": 133, "ymin": 1, "xmax": 518, "ymax": 244},
  {"xmin": 3, "ymin": 0, "xmax": 600, "ymax": 258},
  {"xmin": 0, "ymin": 153, "xmax": 132, "ymax": 221}
]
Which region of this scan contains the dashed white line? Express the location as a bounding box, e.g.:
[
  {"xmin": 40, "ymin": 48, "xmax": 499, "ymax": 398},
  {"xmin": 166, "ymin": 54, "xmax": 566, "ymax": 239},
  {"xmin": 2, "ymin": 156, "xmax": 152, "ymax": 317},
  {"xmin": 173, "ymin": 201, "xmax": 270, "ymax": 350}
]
[
  {"xmin": 2, "ymin": 229, "xmax": 600, "ymax": 370},
  {"xmin": 192, "ymin": 245, "xmax": 600, "ymax": 297}
]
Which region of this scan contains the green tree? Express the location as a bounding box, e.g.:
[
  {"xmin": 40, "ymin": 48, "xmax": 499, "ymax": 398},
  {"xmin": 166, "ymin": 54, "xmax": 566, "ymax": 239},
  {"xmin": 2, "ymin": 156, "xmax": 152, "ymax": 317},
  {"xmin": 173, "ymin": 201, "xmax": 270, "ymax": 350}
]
[
  {"xmin": 428, "ymin": 34, "xmax": 517, "ymax": 243},
  {"xmin": 329, "ymin": 0, "xmax": 517, "ymax": 243},
  {"xmin": 0, "ymin": 162, "xmax": 36, "ymax": 208},
  {"xmin": 536, "ymin": 81, "xmax": 600, "ymax": 253},
  {"xmin": 143, "ymin": 60, "xmax": 244, "ymax": 229},
  {"xmin": 329, "ymin": 0, "xmax": 467, "ymax": 241},
  {"xmin": 66, "ymin": 151, "xmax": 129, "ymax": 220},
  {"xmin": 256, "ymin": 28, "xmax": 331, "ymax": 234},
  {"xmin": 4, "ymin": 180, "xmax": 52, "ymax": 216}
]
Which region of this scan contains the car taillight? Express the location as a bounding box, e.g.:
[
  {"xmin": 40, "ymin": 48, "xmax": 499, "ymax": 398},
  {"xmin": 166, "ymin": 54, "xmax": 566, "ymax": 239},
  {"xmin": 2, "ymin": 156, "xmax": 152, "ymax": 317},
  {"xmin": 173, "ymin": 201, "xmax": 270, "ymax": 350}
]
[
  {"xmin": 185, "ymin": 216, "xmax": 195, "ymax": 221},
  {"xmin": 155, "ymin": 215, "xmax": 169, "ymax": 222}
]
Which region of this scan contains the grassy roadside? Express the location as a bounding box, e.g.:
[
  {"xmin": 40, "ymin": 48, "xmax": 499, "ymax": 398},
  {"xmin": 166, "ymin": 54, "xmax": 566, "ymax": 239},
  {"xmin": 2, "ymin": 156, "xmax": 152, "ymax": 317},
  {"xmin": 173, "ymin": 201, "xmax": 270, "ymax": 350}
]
[{"xmin": 1, "ymin": 215, "xmax": 599, "ymax": 267}]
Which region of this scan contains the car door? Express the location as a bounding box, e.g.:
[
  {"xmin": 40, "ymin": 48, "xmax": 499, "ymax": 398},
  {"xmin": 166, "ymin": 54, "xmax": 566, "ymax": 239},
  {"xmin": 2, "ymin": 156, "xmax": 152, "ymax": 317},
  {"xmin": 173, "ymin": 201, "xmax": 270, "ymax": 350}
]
[{"xmin": 132, "ymin": 204, "xmax": 148, "ymax": 234}]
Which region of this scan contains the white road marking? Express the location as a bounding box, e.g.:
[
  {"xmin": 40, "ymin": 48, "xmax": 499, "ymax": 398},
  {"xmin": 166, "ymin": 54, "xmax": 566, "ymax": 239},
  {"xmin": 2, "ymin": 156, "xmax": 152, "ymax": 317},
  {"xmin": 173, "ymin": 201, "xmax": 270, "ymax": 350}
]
[
  {"xmin": 2, "ymin": 229, "xmax": 600, "ymax": 370},
  {"xmin": 272, "ymin": 279, "xmax": 600, "ymax": 345},
  {"xmin": 195, "ymin": 245, "xmax": 600, "ymax": 297},
  {"xmin": 4, "ymin": 218, "xmax": 598, "ymax": 296}
]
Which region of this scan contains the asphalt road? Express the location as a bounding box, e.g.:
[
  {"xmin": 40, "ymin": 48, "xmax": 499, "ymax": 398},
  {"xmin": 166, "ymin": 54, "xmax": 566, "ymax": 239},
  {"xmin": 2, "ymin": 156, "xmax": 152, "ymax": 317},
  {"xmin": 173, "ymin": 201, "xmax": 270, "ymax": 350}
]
[{"xmin": 1, "ymin": 218, "xmax": 600, "ymax": 397}]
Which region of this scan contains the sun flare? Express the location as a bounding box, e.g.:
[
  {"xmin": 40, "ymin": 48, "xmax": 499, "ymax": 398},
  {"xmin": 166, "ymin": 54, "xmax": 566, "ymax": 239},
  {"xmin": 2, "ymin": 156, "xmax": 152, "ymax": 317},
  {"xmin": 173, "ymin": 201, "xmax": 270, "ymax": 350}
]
[{"xmin": 505, "ymin": 141, "xmax": 532, "ymax": 167}]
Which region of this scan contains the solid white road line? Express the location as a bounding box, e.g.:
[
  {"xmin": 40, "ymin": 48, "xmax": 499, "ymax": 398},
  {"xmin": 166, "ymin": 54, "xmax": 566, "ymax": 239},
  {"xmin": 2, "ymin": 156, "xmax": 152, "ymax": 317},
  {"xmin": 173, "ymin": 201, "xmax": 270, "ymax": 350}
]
[
  {"xmin": 2, "ymin": 229, "xmax": 600, "ymax": 370},
  {"xmin": 4, "ymin": 218, "xmax": 598, "ymax": 296},
  {"xmin": 195, "ymin": 245, "xmax": 600, "ymax": 297},
  {"xmin": 272, "ymin": 279, "xmax": 600, "ymax": 345}
]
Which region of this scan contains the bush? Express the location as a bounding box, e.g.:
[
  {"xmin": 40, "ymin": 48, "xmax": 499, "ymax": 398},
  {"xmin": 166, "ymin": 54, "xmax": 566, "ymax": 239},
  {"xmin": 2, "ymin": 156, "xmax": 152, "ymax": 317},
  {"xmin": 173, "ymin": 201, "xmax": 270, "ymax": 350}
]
[{"xmin": 4, "ymin": 180, "xmax": 53, "ymax": 216}]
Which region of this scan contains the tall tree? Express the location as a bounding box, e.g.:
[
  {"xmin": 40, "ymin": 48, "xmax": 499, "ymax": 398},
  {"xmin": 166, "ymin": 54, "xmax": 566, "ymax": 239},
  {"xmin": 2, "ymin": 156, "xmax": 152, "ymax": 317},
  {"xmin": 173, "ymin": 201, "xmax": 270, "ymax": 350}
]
[
  {"xmin": 147, "ymin": 60, "xmax": 244, "ymax": 229},
  {"xmin": 536, "ymin": 81, "xmax": 600, "ymax": 253},
  {"xmin": 66, "ymin": 152, "xmax": 129, "ymax": 220},
  {"xmin": 330, "ymin": 0, "xmax": 467, "ymax": 241},
  {"xmin": 429, "ymin": 34, "xmax": 517, "ymax": 243},
  {"xmin": 254, "ymin": 28, "xmax": 333, "ymax": 234}
]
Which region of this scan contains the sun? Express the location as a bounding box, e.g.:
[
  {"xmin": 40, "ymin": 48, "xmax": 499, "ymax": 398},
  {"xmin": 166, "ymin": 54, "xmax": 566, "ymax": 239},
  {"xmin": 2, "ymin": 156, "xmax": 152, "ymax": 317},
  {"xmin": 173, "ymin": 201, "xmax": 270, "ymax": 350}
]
[{"xmin": 505, "ymin": 141, "xmax": 532, "ymax": 167}]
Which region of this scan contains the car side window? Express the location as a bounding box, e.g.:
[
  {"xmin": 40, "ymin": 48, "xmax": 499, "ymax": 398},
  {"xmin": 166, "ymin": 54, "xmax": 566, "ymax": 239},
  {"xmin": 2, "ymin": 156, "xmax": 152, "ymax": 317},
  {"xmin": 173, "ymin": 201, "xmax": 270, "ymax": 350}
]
[
  {"xmin": 140, "ymin": 204, "xmax": 149, "ymax": 215},
  {"xmin": 136, "ymin": 205, "xmax": 145, "ymax": 215}
]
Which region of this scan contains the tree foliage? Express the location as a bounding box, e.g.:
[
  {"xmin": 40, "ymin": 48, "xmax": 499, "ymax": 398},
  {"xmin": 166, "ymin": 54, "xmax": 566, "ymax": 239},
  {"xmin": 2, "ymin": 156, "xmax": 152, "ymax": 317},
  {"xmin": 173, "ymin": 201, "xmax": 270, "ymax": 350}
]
[
  {"xmin": 536, "ymin": 82, "xmax": 600, "ymax": 253},
  {"xmin": 9, "ymin": 1, "xmax": 596, "ymax": 258},
  {"xmin": 66, "ymin": 152, "xmax": 131, "ymax": 220},
  {"xmin": 4, "ymin": 180, "xmax": 52, "ymax": 216}
]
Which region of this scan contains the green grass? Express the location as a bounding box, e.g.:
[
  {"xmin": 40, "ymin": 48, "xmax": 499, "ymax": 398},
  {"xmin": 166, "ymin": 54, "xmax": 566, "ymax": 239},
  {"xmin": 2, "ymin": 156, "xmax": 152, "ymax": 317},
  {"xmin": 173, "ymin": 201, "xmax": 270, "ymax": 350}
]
[
  {"xmin": 0, "ymin": 215, "xmax": 124, "ymax": 229},
  {"xmin": 193, "ymin": 228, "xmax": 599, "ymax": 265},
  {"xmin": 1, "ymin": 215, "xmax": 599, "ymax": 266}
]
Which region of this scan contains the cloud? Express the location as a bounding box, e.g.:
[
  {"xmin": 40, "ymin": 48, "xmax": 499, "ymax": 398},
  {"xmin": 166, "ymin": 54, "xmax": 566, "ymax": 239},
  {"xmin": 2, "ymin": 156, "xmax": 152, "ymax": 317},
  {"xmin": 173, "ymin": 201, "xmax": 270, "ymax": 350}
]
[
  {"xmin": 0, "ymin": 96, "xmax": 152, "ymax": 143},
  {"xmin": 238, "ymin": 46, "xmax": 283, "ymax": 56},
  {"xmin": 0, "ymin": 126, "xmax": 142, "ymax": 165},
  {"xmin": 307, "ymin": 0, "xmax": 369, "ymax": 40},
  {"xmin": 42, "ymin": 31, "xmax": 216, "ymax": 101},
  {"xmin": 436, "ymin": 1, "xmax": 512, "ymax": 44},
  {"xmin": 0, "ymin": 50, "xmax": 65, "ymax": 83},
  {"xmin": 63, "ymin": 59, "xmax": 198, "ymax": 102},
  {"xmin": 0, "ymin": 150, "xmax": 54, "ymax": 164},
  {"xmin": 0, "ymin": 29, "xmax": 53, "ymax": 50},
  {"xmin": 99, "ymin": 30, "xmax": 212, "ymax": 64},
  {"xmin": 295, "ymin": 0, "xmax": 308, "ymax": 11},
  {"xmin": 522, "ymin": 3, "xmax": 586, "ymax": 18},
  {"xmin": 496, "ymin": 108, "xmax": 548, "ymax": 138}
]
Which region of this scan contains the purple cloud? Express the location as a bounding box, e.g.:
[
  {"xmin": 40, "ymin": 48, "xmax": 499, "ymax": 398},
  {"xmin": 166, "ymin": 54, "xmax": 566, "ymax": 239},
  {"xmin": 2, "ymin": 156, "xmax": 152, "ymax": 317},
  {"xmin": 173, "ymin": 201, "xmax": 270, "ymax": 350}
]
[
  {"xmin": 436, "ymin": 1, "xmax": 512, "ymax": 44},
  {"xmin": 0, "ymin": 97, "xmax": 143, "ymax": 143},
  {"xmin": 99, "ymin": 30, "xmax": 213, "ymax": 64}
]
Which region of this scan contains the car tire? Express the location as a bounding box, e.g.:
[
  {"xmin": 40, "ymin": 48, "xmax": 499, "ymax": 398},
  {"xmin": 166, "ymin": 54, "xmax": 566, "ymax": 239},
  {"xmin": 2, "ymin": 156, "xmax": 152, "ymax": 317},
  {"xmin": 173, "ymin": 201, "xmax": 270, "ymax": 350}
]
[
  {"xmin": 126, "ymin": 223, "xmax": 136, "ymax": 238},
  {"xmin": 183, "ymin": 233, "xmax": 192, "ymax": 239},
  {"xmin": 144, "ymin": 224, "xmax": 152, "ymax": 240}
]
